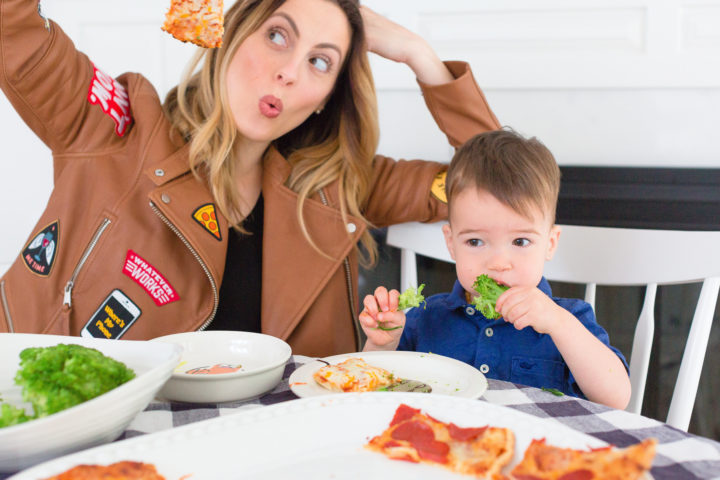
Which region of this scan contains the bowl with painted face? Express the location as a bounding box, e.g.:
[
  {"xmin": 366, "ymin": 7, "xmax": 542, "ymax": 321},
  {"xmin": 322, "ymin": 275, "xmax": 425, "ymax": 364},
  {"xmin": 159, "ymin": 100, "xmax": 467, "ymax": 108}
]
[{"xmin": 151, "ymin": 331, "xmax": 291, "ymax": 403}]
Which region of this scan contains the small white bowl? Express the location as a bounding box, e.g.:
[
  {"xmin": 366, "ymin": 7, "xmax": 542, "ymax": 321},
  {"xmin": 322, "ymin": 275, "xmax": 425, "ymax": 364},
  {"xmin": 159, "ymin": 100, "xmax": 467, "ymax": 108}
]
[{"xmin": 151, "ymin": 331, "xmax": 292, "ymax": 403}]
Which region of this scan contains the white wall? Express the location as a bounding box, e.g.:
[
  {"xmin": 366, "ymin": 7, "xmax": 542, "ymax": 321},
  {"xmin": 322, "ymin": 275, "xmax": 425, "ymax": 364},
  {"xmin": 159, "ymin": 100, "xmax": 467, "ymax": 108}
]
[{"xmin": 2, "ymin": 0, "xmax": 720, "ymax": 274}]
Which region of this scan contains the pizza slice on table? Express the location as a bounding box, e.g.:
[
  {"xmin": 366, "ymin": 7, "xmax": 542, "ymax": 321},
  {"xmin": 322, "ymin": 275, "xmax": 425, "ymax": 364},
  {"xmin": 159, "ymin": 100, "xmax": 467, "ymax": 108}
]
[
  {"xmin": 510, "ymin": 437, "xmax": 657, "ymax": 480},
  {"xmin": 366, "ymin": 403, "xmax": 515, "ymax": 480},
  {"xmin": 313, "ymin": 357, "xmax": 397, "ymax": 392},
  {"xmin": 162, "ymin": 0, "xmax": 224, "ymax": 48}
]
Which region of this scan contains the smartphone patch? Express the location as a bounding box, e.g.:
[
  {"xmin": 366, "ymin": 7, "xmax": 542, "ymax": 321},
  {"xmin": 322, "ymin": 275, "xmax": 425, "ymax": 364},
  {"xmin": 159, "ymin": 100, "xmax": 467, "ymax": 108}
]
[{"xmin": 82, "ymin": 290, "xmax": 141, "ymax": 339}]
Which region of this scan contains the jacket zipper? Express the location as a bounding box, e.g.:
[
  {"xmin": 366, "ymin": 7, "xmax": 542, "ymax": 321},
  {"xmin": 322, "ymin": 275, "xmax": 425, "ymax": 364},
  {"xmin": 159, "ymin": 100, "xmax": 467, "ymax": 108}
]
[
  {"xmin": 149, "ymin": 201, "xmax": 219, "ymax": 330},
  {"xmin": 318, "ymin": 190, "xmax": 363, "ymax": 350},
  {"xmin": 63, "ymin": 218, "xmax": 112, "ymax": 308},
  {"xmin": 1, "ymin": 281, "xmax": 14, "ymax": 333}
]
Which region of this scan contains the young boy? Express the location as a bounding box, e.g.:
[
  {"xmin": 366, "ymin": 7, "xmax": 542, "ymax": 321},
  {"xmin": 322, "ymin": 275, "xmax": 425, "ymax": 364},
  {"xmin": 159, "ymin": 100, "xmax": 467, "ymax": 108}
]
[{"xmin": 360, "ymin": 129, "xmax": 631, "ymax": 409}]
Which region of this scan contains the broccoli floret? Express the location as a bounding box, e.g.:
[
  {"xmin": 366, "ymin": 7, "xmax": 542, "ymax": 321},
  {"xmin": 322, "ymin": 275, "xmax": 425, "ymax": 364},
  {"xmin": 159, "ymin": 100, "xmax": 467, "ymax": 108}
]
[
  {"xmin": 471, "ymin": 274, "xmax": 509, "ymax": 319},
  {"xmin": 0, "ymin": 403, "xmax": 32, "ymax": 428},
  {"xmin": 398, "ymin": 284, "xmax": 426, "ymax": 310},
  {"xmin": 11, "ymin": 344, "xmax": 135, "ymax": 419}
]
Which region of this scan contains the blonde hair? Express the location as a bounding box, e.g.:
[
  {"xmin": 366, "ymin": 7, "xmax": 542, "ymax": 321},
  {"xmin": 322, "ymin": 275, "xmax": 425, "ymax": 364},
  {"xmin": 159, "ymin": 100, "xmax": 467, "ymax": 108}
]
[
  {"xmin": 163, "ymin": 0, "xmax": 380, "ymax": 265},
  {"xmin": 446, "ymin": 128, "xmax": 561, "ymax": 223}
]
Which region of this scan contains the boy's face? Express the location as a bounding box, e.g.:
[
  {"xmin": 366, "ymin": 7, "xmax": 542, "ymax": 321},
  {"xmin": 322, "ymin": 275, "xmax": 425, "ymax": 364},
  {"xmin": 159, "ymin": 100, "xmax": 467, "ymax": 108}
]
[{"xmin": 442, "ymin": 188, "xmax": 561, "ymax": 298}]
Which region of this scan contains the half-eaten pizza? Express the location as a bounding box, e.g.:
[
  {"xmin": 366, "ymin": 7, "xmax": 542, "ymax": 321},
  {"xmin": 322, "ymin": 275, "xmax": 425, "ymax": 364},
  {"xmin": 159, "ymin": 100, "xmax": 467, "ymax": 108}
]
[
  {"xmin": 162, "ymin": 0, "xmax": 224, "ymax": 48},
  {"xmin": 510, "ymin": 437, "xmax": 657, "ymax": 480},
  {"xmin": 42, "ymin": 461, "xmax": 166, "ymax": 480},
  {"xmin": 312, "ymin": 357, "xmax": 398, "ymax": 392},
  {"xmin": 366, "ymin": 403, "xmax": 515, "ymax": 479}
]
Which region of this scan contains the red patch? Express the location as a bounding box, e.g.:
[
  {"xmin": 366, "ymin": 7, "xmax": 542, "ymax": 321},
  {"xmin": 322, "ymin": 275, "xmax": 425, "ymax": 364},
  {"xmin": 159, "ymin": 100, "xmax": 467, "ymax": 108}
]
[
  {"xmin": 87, "ymin": 65, "xmax": 133, "ymax": 137},
  {"xmin": 122, "ymin": 250, "xmax": 179, "ymax": 306}
]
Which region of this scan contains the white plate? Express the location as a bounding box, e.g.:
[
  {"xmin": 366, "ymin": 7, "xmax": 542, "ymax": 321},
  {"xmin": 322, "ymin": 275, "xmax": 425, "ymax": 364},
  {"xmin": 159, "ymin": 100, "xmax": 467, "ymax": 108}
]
[
  {"xmin": 0, "ymin": 333, "xmax": 182, "ymax": 473},
  {"xmin": 151, "ymin": 331, "xmax": 292, "ymax": 403},
  {"xmin": 9, "ymin": 393, "xmax": 621, "ymax": 480},
  {"xmin": 289, "ymin": 351, "xmax": 487, "ymax": 399}
]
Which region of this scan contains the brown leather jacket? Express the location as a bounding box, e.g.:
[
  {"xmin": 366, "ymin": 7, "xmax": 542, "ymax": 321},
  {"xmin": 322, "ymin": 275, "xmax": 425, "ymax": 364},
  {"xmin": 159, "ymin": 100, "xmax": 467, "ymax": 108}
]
[{"xmin": 0, "ymin": 0, "xmax": 500, "ymax": 356}]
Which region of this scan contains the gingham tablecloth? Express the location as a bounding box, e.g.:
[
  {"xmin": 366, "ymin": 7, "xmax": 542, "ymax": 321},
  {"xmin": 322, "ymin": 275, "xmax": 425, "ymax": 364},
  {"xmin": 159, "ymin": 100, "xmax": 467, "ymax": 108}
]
[
  {"xmin": 6, "ymin": 357, "xmax": 718, "ymax": 480},
  {"xmin": 114, "ymin": 356, "xmax": 720, "ymax": 480}
]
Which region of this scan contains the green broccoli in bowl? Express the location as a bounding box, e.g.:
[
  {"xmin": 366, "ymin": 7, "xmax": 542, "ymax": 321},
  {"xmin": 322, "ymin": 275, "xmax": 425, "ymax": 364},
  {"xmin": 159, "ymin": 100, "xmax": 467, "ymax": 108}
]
[{"xmin": 0, "ymin": 344, "xmax": 135, "ymax": 428}]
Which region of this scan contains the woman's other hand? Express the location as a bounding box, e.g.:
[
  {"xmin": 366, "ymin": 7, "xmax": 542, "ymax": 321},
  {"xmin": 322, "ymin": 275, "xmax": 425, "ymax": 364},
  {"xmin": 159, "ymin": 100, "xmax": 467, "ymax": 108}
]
[{"xmin": 361, "ymin": 6, "xmax": 452, "ymax": 85}]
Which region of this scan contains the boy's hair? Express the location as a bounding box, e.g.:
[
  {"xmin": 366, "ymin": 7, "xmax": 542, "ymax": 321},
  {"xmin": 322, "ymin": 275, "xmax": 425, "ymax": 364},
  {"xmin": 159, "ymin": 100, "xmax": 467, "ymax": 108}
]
[{"xmin": 445, "ymin": 128, "xmax": 561, "ymax": 223}]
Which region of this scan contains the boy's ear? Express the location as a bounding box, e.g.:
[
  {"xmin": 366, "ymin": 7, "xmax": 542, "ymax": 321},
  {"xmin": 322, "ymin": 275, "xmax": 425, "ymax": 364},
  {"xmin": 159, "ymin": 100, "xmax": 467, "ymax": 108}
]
[
  {"xmin": 442, "ymin": 223, "xmax": 456, "ymax": 261},
  {"xmin": 545, "ymin": 225, "xmax": 561, "ymax": 261}
]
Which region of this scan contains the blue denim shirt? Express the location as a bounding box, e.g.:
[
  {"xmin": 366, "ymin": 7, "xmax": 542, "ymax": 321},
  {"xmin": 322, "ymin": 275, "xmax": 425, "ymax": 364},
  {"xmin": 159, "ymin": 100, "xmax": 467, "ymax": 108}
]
[{"xmin": 398, "ymin": 278, "xmax": 628, "ymax": 398}]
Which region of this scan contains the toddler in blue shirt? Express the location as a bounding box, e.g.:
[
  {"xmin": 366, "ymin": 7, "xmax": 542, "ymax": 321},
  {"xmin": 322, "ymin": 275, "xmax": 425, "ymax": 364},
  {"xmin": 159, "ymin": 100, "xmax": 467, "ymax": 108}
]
[{"xmin": 360, "ymin": 129, "xmax": 631, "ymax": 409}]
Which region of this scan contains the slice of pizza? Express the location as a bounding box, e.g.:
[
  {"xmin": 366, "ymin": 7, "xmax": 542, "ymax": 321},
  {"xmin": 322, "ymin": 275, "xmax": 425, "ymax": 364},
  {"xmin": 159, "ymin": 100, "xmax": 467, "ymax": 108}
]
[
  {"xmin": 366, "ymin": 403, "xmax": 515, "ymax": 479},
  {"xmin": 312, "ymin": 357, "xmax": 397, "ymax": 392},
  {"xmin": 42, "ymin": 461, "xmax": 166, "ymax": 480},
  {"xmin": 510, "ymin": 437, "xmax": 657, "ymax": 480},
  {"xmin": 162, "ymin": 0, "xmax": 224, "ymax": 48}
]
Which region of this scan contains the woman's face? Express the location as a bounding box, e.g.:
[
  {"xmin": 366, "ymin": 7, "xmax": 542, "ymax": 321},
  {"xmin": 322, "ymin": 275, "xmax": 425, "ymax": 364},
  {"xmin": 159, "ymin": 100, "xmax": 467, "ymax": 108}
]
[{"xmin": 226, "ymin": 0, "xmax": 352, "ymax": 148}]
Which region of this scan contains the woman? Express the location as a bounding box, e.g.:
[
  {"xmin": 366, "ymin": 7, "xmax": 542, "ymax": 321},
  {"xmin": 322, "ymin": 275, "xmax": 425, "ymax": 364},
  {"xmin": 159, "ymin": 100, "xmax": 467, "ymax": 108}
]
[{"xmin": 0, "ymin": 0, "xmax": 500, "ymax": 356}]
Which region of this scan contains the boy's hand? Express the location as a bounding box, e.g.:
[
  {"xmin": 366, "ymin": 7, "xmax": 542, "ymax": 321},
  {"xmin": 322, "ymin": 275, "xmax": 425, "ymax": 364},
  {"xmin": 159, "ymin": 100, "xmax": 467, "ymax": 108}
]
[
  {"xmin": 495, "ymin": 286, "xmax": 567, "ymax": 335},
  {"xmin": 359, "ymin": 286, "xmax": 405, "ymax": 351}
]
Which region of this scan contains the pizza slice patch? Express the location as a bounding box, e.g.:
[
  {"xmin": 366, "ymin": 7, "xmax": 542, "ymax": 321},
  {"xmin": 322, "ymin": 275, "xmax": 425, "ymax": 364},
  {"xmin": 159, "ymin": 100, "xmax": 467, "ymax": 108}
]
[{"xmin": 192, "ymin": 203, "xmax": 222, "ymax": 241}]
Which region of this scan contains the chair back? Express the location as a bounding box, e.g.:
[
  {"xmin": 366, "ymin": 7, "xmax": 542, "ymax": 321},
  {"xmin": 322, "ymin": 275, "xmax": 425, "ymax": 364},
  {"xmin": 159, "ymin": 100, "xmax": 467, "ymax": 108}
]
[{"xmin": 386, "ymin": 221, "xmax": 720, "ymax": 431}]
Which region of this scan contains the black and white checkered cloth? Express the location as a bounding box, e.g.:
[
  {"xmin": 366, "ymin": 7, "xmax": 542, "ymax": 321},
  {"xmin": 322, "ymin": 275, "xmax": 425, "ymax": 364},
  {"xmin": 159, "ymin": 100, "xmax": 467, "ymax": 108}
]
[
  {"xmin": 116, "ymin": 357, "xmax": 720, "ymax": 479},
  {"xmin": 34, "ymin": 357, "xmax": 719, "ymax": 480}
]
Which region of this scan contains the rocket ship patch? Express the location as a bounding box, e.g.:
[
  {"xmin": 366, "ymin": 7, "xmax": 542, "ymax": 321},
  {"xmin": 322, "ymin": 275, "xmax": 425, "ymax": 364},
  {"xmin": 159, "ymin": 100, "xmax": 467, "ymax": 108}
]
[{"xmin": 22, "ymin": 221, "xmax": 59, "ymax": 276}]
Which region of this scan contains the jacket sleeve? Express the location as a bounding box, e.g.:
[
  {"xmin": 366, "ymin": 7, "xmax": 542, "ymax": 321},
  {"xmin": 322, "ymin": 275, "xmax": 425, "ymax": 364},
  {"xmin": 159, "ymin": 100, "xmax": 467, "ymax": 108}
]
[
  {"xmin": 364, "ymin": 61, "xmax": 501, "ymax": 227},
  {"xmin": 0, "ymin": 0, "xmax": 128, "ymax": 157}
]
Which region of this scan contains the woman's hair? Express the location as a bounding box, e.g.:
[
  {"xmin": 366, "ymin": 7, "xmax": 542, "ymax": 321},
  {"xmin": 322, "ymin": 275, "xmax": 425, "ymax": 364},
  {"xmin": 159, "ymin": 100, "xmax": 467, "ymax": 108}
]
[
  {"xmin": 445, "ymin": 128, "xmax": 561, "ymax": 224},
  {"xmin": 163, "ymin": 0, "xmax": 380, "ymax": 265}
]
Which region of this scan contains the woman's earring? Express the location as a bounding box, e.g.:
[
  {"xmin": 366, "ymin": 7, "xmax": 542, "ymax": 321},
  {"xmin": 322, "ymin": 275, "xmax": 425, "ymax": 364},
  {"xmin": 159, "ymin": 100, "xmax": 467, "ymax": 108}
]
[{"xmin": 315, "ymin": 107, "xmax": 323, "ymax": 115}]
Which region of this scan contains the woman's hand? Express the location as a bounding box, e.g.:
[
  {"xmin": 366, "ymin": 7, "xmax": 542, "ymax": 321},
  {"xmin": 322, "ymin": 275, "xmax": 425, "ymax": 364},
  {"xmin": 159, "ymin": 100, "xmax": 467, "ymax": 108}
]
[
  {"xmin": 361, "ymin": 6, "xmax": 453, "ymax": 85},
  {"xmin": 359, "ymin": 286, "xmax": 406, "ymax": 351}
]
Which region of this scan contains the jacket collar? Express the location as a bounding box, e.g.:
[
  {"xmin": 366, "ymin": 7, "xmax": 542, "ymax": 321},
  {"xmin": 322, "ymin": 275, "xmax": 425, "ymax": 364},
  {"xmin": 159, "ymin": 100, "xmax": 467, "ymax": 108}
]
[{"xmin": 260, "ymin": 147, "xmax": 365, "ymax": 340}]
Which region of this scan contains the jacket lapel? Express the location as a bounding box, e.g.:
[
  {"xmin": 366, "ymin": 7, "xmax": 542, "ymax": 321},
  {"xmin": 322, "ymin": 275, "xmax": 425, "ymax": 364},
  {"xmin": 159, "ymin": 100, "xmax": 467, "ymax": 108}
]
[{"xmin": 261, "ymin": 148, "xmax": 365, "ymax": 340}]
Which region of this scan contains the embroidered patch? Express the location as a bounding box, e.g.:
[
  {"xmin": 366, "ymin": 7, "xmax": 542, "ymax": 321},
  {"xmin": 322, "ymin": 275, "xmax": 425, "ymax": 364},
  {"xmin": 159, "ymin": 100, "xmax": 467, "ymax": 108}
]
[
  {"xmin": 192, "ymin": 203, "xmax": 222, "ymax": 241},
  {"xmin": 22, "ymin": 221, "xmax": 59, "ymax": 276},
  {"xmin": 122, "ymin": 250, "xmax": 180, "ymax": 306},
  {"xmin": 87, "ymin": 65, "xmax": 133, "ymax": 137},
  {"xmin": 81, "ymin": 289, "xmax": 141, "ymax": 340},
  {"xmin": 430, "ymin": 170, "xmax": 448, "ymax": 204}
]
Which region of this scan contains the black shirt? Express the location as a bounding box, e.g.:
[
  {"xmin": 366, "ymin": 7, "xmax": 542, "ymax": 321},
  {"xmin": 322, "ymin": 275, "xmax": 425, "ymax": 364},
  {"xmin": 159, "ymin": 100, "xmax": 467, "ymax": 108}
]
[{"xmin": 207, "ymin": 195, "xmax": 263, "ymax": 332}]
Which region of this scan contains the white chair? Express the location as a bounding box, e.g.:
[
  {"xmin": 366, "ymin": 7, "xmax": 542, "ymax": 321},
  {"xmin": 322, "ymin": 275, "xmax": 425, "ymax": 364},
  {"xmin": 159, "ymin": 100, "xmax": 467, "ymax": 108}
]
[{"xmin": 386, "ymin": 221, "xmax": 720, "ymax": 431}]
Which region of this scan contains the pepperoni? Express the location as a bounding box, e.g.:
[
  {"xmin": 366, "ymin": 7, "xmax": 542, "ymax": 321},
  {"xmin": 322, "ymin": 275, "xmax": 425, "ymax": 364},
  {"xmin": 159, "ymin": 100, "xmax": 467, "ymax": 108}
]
[
  {"xmin": 448, "ymin": 422, "xmax": 488, "ymax": 441},
  {"xmin": 558, "ymin": 470, "xmax": 594, "ymax": 480},
  {"xmin": 390, "ymin": 404, "xmax": 421, "ymax": 426},
  {"xmin": 391, "ymin": 420, "xmax": 449, "ymax": 464}
]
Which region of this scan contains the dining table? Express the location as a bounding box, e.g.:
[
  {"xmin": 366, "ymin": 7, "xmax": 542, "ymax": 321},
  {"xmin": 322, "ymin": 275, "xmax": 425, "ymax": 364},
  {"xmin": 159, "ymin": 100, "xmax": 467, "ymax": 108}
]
[{"xmin": 4, "ymin": 355, "xmax": 720, "ymax": 480}]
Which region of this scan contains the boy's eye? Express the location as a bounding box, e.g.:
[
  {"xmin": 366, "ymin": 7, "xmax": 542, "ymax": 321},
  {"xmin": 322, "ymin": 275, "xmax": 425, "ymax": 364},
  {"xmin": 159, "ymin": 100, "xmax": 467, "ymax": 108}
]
[
  {"xmin": 513, "ymin": 238, "xmax": 531, "ymax": 247},
  {"xmin": 310, "ymin": 56, "xmax": 331, "ymax": 73},
  {"xmin": 467, "ymin": 238, "xmax": 484, "ymax": 247},
  {"xmin": 268, "ymin": 29, "xmax": 287, "ymax": 46}
]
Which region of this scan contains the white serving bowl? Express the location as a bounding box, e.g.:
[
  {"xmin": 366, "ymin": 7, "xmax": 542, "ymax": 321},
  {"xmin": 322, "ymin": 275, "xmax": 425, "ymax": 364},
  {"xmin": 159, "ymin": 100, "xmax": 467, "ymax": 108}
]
[
  {"xmin": 151, "ymin": 331, "xmax": 292, "ymax": 403},
  {"xmin": 0, "ymin": 333, "xmax": 182, "ymax": 473}
]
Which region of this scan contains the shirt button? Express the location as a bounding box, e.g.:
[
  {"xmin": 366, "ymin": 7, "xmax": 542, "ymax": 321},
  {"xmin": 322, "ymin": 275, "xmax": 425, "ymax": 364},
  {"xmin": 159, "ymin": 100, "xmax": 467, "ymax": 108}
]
[
  {"xmin": 161, "ymin": 193, "xmax": 171, "ymax": 204},
  {"xmin": 465, "ymin": 306, "xmax": 475, "ymax": 316},
  {"xmin": 479, "ymin": 364, "xmax": 490, "ymax": 374},
  {"xmin": 155, "ymin": 169, "xmax": 165, "ymax": 177},
  {"xmin": 485, "ymin": 327, "xmax": 494, "ymax": 337},
  {"xmin": 346, "ymin": 222, "xmax": 357, "ymax": 233}
]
